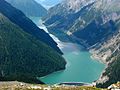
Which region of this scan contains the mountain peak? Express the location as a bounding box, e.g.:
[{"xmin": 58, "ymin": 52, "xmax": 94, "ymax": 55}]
[{"xmin": 61, "ymin": 0, "xmax": 95, "ymax": 12}]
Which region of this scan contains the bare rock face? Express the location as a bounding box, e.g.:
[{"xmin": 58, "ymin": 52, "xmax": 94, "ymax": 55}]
[
  {"xmin": 62, "ymin": 0, "xmax": 95, "ymax": 12},
  {"xmin": 92, "ymin": 20, "xmax": 120, "ymax": 87},
  {"xmin": 46, "ymin": 0, "xmax": 95, "ymax": 18},
  {"xmin": 45, "ymin": 0, "xmax": 120, "ymax": 41}
]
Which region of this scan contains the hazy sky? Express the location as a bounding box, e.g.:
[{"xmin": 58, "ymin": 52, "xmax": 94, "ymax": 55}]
[{"xmin": 35, "ymin": 0, "xmax": 62, "ymax": 9}]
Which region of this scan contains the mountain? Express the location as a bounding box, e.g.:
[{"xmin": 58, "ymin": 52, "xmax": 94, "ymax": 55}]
[
  {"xmin": 0, "ymin": 0, "xmax": 63, "ymax": 54},
  {"xmin": 46, "ymin": 0, "xmax": 95, "ymax": 16},
  {"xmin": 44, "ymin": 0, "xmax": 95, "ymax": 42},
  {"xmin": 5, "ymin": 0, "xmax": 47, "ymax": 17},
  {"xmin": 35, "ymin": 0, "xmax": 62, "ymax": 9},
  {"xmin": 72, "ymin": 0, "xmax": 120, "ymax": 46},
  {"xmin": 44, "ymin": 0, "xmax": 120, "ymax": 88},
  {"xmin": 44, "ymin": 0, "xmax": 120, "ymax": 44},
  {"xmin": 0, "ymin": 0, "xmax": 66, "ymax": 83},
  {"xmin": 91, "ymin": 18, "xmax": 120, "ymax": 88}
]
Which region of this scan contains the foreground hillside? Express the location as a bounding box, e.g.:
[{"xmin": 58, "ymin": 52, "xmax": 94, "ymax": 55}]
[{"xmin": 0, "ymin": 81, "xmax": 107, "ymax": 90}]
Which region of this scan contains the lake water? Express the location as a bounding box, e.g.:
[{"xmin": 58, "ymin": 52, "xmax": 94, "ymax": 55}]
[{"xmin": 31, "ymin": 17, "xmax": 105, "ymax": 85}]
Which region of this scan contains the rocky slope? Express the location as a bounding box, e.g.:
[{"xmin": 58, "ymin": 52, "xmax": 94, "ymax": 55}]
[
  {"xmin": 73, "ymin": 0, "xmax": 120, "ymax": 46},
  {"xmin": 91, "ymin": 19, "xmax": 120, "ymax": 88},
  {"xmin": 44, "ymin": 0, "xmax": 120, "ymax": 44},
  {"xmin": 5, "ymin": 0, "xmax": 47, "ymax": 17},
  {"xmin": 44, "ymin": 0, "xmax": 96, "ymax": 41},
  {"xmin": 44, "ymin": 0, "xmax": 120, "ymax": 88},
  {"xmin": 0, "ymin": 0, "xmax": 66, "ymax": 83}
]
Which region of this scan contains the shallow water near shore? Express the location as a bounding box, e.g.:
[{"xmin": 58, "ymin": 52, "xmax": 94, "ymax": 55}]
[{"xmin": 31, "ymin": 17, "xmax": 105, "ymax": 85}]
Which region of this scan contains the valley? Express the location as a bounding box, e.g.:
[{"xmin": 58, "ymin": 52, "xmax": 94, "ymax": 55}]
[
  {"xmin": 31, "ymin": 17, "xmax": 105, "ymax": 85},
  {"xmin": 44, "ymin": 0, "xmax": 120, "ymax": 88},
  {"xmin": 0, "ymin": 0, "xmax": 120, "ymax": 89}
]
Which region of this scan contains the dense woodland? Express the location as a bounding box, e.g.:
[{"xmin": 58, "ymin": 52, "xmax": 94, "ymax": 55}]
[{"xmin": 0, "ymin": 0, "xmax": 66, "ymax": 83}]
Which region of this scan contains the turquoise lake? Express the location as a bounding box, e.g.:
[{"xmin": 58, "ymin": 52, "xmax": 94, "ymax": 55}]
[{"xmin": 31, "ymin": 17, "xmax": 105, "ymax": 85}]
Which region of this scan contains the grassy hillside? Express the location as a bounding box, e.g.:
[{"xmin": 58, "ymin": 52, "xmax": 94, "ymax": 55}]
[{"xmin": 0, "ymin": 81, "xmax": 108, "ymax": 90}]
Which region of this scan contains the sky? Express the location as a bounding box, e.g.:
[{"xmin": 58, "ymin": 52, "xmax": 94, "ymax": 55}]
[{"xmin": 35, "ymin": 0, "xmax": 62, "ymax": 9}]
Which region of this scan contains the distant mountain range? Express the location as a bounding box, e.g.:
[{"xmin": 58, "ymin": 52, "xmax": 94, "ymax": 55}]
[
  {"xmin": 0, "ymin": 0, "xmax": 66, "ymax": 83},
  {"xmin": 44, "ymin": 0, "xmax": 120, "ymax": 88},
  {"xmin": 5, "ymin": 0, "xmax": 47, "ymax": 17}
]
